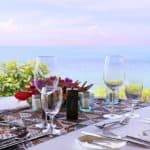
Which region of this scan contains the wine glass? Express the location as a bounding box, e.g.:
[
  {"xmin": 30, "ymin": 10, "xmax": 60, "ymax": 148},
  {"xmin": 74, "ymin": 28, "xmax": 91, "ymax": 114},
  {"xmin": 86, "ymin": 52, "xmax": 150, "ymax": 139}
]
[
  {"xmin": 34, "ymin": 56, "xmax": 62, "ymax": 133},
  {"xmin": 41, "ymin": 86, "xmax": 63, "ymax": 134},
  {"xmin": 103, "ymin": 55, "xmax": 125, "ymax": 119},
  {"xmin": 125, "ymin": 81, "xmax": 143, "ymax": 118}
]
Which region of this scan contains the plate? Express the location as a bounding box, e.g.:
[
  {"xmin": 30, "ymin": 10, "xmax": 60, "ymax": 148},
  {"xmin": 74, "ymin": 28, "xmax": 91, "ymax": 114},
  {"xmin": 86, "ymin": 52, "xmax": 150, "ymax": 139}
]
[{"xmin": 77, "ymin": 135, "xmax": 126, "ymax": 150}]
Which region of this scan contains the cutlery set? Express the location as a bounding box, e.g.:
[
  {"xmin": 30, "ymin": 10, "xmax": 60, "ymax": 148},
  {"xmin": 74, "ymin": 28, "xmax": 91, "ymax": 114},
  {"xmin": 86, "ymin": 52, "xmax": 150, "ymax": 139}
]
[
  {"xmin": 0, "ymin": 120, "xmax": 53, "ymax": 149},
  {"xmin": 1, "ymin": 115, "xmax": 150, "ymax": 149},
  {"xmin": 81, "ymin": 131, "xmax": 150, "ymax": 149},
  {"xmin": 80, "ymin": 117, "xmax": 150, "ymax": 149},
  {"xmin": 0, "ymin": 132, "xmax": 51, "ymax": 149},
  {"xmin": 95, "ymin": 116, "xmax": 130, "ymax": 129}
]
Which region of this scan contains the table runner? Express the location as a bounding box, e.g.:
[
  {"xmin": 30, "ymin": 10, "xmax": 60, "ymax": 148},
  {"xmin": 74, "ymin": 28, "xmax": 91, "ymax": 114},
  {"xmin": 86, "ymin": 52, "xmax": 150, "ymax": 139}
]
[
  {"xmin": 29, "ymin": 106, "xmax": 150, "ymax": 150},
  {"xmin": 0, "ymin": 98, "xmax": 150, "ymax": 149}
]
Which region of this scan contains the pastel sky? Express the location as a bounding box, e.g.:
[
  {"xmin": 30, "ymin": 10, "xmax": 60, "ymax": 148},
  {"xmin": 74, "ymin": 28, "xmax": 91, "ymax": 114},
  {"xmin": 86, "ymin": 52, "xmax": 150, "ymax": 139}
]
[{"xmin": 0, "ymin": 0, "xmax": 150, "ymax": 46}]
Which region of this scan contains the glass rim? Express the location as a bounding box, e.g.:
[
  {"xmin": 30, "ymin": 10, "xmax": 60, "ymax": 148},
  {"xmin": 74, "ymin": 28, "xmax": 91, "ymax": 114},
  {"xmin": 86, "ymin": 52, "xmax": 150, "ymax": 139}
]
[
  {"xmin": 36, "ymin": 56, "xmax": 56, "ymax": 58},
  {"xmin": 105, "ymin": 55, "xmax": 125, "ymax": 59}
]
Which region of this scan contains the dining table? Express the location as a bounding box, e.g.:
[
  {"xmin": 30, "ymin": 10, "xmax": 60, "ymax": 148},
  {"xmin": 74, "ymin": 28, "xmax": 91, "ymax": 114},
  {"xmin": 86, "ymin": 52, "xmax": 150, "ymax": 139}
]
[
  {"xmin": 0, "ymin": 97, "xmax": 150, "ymax": 150},
  {"xmin": 28, "ymin": 105, "xmax": 150, "ymax": 150}
]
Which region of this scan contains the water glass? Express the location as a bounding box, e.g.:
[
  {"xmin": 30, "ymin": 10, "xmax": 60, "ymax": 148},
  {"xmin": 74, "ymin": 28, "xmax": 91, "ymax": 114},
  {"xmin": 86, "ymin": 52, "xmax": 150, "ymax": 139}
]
[
  {"xmin": 79, "ymin": 92, "xmax": 93, "ymax": 112},
  {"xmin": 125, "ymin": 81, "xmax": 143, "ymax": 118}
]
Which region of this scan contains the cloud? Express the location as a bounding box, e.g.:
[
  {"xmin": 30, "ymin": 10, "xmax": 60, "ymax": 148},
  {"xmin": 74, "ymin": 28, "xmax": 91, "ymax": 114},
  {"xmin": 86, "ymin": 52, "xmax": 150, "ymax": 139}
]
[
  {"xmin": 0, "ymin": 18, "xmax": 17, "ymax": 33},
  {"xmin": 0, "ymin": 22, "xmax": 149, "ymax": 47},
  {"xmin": 20, "ymin": 0, "xmax": 150, "ymax": 11},
  {"xmin": 0, "ymin": 0, "xmax": 149, "ymax": 46}
]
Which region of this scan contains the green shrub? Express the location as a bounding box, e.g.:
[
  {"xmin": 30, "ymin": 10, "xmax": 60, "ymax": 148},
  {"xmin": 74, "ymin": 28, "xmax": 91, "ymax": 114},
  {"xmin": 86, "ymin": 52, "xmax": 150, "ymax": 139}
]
[{"xmin": 0, "ymin": 61, "xmax": 35, "ymax": 96}]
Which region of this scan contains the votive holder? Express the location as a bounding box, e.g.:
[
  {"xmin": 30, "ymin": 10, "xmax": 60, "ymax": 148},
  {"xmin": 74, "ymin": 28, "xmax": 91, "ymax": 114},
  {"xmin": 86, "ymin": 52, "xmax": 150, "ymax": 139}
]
[{"xmin": 79, "ymin": 91, "xmax": 93, "ymax": 112}]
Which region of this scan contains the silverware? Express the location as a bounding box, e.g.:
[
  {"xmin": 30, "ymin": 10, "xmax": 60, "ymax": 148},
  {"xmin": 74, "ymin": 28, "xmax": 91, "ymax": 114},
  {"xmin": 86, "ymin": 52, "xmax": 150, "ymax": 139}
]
[
  {"xmin": 82, "ymin": 131, "xmax": 125, "ymax": 142},
  {"xmin": 0, "ymin": 132, "xmax": 51, "ymax": 150},
  {"xmin": 80, "ymin": 132, "xmax": 125, "ymax": 149},
  {"xmin": 96, "ymin": 117, "xmax": 130, "ymax": 129},
  {"xmin": 0, "ymin": 136, "xmax": 17, "ymax": 145},
  {"xmin": 86, "ymin": 140, "xmax": 112, "ymax": 149},
  {"xmin": 0, "ymin": 121, "xmax": 22, "ymax": 127},
  {"xmin": 124, "ymin": 136, "xmax": 150, "ymax": 148},
  {"xmin": 82, "ymin": 131, "xmax": 150, "ymax": 148},
  {"xmin": 126, "ymin": 135, "xmax": 150, "ymax": 145}
]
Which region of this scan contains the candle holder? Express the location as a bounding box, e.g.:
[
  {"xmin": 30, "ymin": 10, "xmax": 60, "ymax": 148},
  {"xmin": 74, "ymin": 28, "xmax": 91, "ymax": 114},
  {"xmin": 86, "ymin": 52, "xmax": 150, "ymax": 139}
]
[{"xmin": 79, "ymin": 91, "xmax": 93, "ymax": 112}]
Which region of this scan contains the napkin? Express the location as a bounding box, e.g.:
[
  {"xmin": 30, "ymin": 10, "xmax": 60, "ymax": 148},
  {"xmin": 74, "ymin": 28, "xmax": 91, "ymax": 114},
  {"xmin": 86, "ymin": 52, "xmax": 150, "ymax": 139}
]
[{"xmin": 0, "ymin": 96, "xmax": 30, "ymax": 111}]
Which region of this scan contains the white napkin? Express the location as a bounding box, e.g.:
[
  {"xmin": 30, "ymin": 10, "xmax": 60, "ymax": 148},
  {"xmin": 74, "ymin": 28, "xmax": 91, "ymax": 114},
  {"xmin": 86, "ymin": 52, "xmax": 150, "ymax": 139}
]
[{"xmin": 0, "ymin": 96, "xmax": 30, "ymax": 111}]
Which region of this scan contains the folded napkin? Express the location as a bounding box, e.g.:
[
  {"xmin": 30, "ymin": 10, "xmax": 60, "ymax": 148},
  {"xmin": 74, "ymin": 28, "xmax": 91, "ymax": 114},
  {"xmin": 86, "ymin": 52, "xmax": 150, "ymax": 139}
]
[{"xmin": 0, "ymin": 96, "xmax": 30, "ymax": 111}]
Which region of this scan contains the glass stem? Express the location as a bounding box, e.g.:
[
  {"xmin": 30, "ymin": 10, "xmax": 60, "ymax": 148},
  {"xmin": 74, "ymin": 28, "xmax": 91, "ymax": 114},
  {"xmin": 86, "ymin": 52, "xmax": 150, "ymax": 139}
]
[
  {"xmin": 111, "ymin": 90, "xmax": 115, "ymax": 115},
  {"xmin": 45, "ymin": 112, "xmax": 48, "ymax": 127},
  {"xmin": 49, "ymin": 115, "xmax": 54, "ymax": 134},
  {"xmin": 131, "ymin": 103, "xmax": 135, "ymax": 115}
]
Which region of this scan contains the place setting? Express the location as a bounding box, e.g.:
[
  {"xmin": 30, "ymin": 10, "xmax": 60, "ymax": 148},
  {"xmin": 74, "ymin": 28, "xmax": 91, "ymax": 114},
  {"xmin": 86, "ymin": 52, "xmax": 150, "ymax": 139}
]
[
  {"xmin": 75, "ymin": 55, "xmax": 150, "ymax": 150},
  {"xmin": 0, "ymin": 55, "xmax": 150, "ymax": 150}
]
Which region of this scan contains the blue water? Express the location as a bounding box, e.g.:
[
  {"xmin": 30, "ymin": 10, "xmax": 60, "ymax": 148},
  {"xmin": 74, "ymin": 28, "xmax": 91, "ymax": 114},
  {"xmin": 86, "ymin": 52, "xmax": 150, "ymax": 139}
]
[{"xmin": 1, "ymin": 46, "xmax": 150, "ymax": 88}]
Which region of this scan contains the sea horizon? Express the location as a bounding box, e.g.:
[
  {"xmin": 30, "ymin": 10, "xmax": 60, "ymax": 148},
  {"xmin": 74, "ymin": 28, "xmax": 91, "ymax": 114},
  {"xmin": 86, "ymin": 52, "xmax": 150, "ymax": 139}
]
[{"xmin": 0, "ymin": 46, "xmax": 150, "ymax": 88}]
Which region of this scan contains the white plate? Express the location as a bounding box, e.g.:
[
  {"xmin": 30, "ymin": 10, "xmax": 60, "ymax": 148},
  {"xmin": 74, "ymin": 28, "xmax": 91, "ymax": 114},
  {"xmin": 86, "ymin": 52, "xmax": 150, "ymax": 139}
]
[{"xmin": 77, "ymin": 135, "xmax": 126, "ymax": 150}]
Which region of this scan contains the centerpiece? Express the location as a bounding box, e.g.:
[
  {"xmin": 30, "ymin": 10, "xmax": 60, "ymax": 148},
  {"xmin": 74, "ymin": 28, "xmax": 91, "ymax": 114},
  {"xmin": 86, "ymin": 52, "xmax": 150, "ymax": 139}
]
[{"xmin": 15, "ymin": 77, "xmax": 93, "ymax": 109}]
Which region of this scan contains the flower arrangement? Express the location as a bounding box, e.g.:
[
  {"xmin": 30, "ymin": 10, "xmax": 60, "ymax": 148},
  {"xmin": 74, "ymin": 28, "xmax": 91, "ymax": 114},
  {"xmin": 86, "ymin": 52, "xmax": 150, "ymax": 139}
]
[
  {"xmin": 58, "ymin": 77, "xmax": 93, "ymax": 101},
  {"xmin": 59, "ymin": 77, "xmax": 93, "ymax": 92},
  {"xmin": 15, "ymin": 77, "xmax": 93, "ymax": 101}
]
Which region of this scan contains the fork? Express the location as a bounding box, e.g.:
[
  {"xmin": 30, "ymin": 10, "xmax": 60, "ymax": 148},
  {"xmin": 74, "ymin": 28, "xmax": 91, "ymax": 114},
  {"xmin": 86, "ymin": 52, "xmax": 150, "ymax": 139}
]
[{"xmin": 96, "ymin": 116, "xmax": 130, "ymax": 129}]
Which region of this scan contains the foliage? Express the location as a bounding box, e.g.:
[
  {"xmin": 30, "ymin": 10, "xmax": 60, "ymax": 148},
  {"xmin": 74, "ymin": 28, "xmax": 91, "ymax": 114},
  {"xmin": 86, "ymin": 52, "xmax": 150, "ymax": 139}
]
[
  {"xmin": 1, "ymin": 60, "xmax": 150, "ymax": 103},
  {"xmin": 0, "ymin": 61, "xmax": 35, "ymax": 96},
  {"xmin": 142, "ymin": 89, "xmax": 150, "ymax": 102}
]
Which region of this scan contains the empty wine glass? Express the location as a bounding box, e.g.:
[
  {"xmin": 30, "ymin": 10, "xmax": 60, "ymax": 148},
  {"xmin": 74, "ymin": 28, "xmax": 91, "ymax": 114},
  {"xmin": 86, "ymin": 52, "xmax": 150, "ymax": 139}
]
[
  {"xmin": 125, "ymin": 81, "xmax": 143, "ymax": 118},
  {"xmin": 41, "ymin": 86, "xmax": 63, "ymax": 134},
  {"xmin": 103, "ymin": 55, "xmax": 125, "ymax": 119},
  {"xmin": 34, "ymin": 56, "xmax": 61, "ymax": 132}
]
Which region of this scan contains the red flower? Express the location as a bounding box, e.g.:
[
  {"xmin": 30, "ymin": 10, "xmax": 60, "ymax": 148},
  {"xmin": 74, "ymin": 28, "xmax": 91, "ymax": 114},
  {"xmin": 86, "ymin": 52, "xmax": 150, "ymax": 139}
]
[
  {"xmin": 27, "ymin": 85, "xmax": 39, "ymax": 95},
  {"xmin": 15, "ymin": 91, "xmax": 32, "ymax": 101},
  {"xmin": 15, "ymin": 85, "xmax": 40, "ymax": 101},
  {"xmin": 15, "ymin": 77, "xmax": 93, "ymax": 101}
]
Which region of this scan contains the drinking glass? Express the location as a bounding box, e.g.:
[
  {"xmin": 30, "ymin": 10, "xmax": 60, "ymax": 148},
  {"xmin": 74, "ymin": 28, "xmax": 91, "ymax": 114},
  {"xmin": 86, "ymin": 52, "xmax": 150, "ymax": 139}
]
[
  {"xmin": 41, "ymin": 86, "xmax": 63, "ymax": 134},
  {"xmin": 103, "ymin": 55, "xmax": 125, "ymax": 119},
  {"xmin": 34, "ymin": 56, "xmax": 61, "ymax": 133},
  {"xmin": 125, "ymin": 81, "xmax": 143, "ymax": 118}
]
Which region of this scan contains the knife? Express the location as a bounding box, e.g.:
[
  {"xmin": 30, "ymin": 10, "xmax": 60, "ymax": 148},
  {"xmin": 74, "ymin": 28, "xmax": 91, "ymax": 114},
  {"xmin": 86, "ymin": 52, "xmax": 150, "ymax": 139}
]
[
  {"xmin": 82, "ymin": 131, "xmax": 150, "ymax": 148},
  {"xmin": 126, "ymin": 135, "xmax": 150, "ymax": 145},
  {"xmin": 0, "ymin": 132, "xmax": 52, "ymax": 150}
]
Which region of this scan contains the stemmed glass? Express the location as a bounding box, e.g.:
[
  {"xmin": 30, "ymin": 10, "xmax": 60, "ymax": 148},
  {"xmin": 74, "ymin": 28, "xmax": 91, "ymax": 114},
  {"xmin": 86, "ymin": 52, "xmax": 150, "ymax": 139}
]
[
  {"xmin": 34, "ymin": 56, "xmax": 63, "ymax": 134},
  {"xmin": 41, "ymin": 86, "xmax": 63, "ymax": 134},
  {"xmin": 103, "ymin": 55, "xmax": 125, "ymax": 119},
  {"xmin": 125, "ymin": 81, "xmax": 143, "ymax": 118}
]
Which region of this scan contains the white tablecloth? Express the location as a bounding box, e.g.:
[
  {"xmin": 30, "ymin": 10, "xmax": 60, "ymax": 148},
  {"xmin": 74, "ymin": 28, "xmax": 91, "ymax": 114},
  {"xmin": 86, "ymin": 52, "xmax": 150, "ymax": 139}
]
[
  {"xmin": 0, "ymin": 96, "xmax": 29, "ymax": 110},
  {"xmin": 28, "ymin": 106, "xmax": 150, "ymax": 150}
]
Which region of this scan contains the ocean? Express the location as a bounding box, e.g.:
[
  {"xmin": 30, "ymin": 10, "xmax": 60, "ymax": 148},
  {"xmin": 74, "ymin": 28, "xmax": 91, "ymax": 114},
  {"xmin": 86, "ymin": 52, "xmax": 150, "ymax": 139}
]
[{"xmin": 1, "ymin": 46, "xmax": 150, "ymax": 89}]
